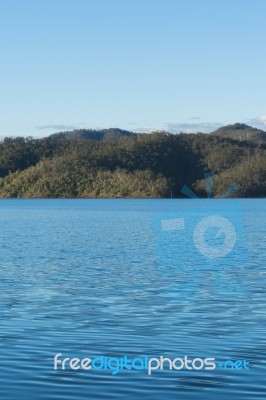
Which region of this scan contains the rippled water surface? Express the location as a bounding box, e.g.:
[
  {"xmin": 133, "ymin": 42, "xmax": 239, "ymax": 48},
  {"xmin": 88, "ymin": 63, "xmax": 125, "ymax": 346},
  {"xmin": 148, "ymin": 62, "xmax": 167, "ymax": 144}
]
[{"xmin": 0, "ymin": 199, "xmax": 265, "ymax": 399}]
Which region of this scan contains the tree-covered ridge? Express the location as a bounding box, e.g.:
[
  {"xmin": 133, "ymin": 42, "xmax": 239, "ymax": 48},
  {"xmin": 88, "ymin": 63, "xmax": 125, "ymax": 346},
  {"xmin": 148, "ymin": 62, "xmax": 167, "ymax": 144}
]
[
  {"xmin": 49, "ymin": 123, "xmax": 266, "ymax": 144},
  {"xmin": 50, "ymin": 128, "xmax": 136, "ymax": 141},
  {"xmin": 211, "ymin": 123, "xmax": 266, "ymax": 143},
  {"xmin": 0, "ymin": 128, "xmax": 265, "ymax": 198}
]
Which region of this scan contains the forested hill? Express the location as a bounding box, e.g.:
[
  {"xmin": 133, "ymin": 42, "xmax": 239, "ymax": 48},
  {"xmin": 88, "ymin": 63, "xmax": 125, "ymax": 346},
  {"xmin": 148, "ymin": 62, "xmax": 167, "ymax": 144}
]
[
  {"xmin": 50, "ymin": 128, "xmax": 136, "ymax": 141},
  {"xmin": 0, "ymin": 127, "xmax": 265, "ymax": 198},
  {"xmin": 49, "ymin": 123, "xmax": 266, "ymax": 144},
  {"xmin": 211, "ymin": 123, "xmax": 266, "ymax": 143}
]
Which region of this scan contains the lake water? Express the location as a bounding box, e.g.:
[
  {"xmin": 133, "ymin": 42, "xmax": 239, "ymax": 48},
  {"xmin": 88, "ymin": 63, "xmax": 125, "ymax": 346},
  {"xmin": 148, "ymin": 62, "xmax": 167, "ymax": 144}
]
[{"xmin": 0, "ymin": 199, "xmax": 265, "ymax": 400}]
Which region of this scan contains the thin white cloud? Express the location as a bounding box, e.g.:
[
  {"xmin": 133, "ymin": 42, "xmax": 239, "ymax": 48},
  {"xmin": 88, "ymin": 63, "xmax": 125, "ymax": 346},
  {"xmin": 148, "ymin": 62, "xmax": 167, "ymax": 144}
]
[
  {"xmin": 165, "ymin": 122, "xmax": 223, "ymax": 133},
  {"xmin": 245, "ymin": 116, "xmax": 266, "ymax": 131},
  {"xmin": 36, "ymin": 123, "xmax": 86, "ymax": 131},
  {"xmin": 131, "ymin": 127, "xmax": 167, "ymax": 133},
  {"xmin": 131, "ymin": 121, "xmax": 223, "ymax": 134}
]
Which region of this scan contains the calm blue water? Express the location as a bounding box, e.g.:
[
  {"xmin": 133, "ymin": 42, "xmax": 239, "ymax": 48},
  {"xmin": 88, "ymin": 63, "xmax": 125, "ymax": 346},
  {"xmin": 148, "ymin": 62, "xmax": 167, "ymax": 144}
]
[{"xmin": 0, "ymin": 199, "xmax": 265, "ymax": 400}]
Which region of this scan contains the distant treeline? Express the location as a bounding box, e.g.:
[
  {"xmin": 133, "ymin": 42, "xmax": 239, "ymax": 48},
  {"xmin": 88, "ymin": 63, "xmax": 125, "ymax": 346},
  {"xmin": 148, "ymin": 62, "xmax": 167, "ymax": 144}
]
[{"xmin": 0, "ymin": 130, "xmax": 265, "ymax": 198}]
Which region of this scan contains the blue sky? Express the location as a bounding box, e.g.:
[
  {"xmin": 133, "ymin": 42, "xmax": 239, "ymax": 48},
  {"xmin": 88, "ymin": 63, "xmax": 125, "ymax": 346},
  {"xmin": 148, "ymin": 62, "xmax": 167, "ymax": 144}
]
[{"xmin": 1, "ymin": 0, "xmax": 266, "ymax": 136}]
